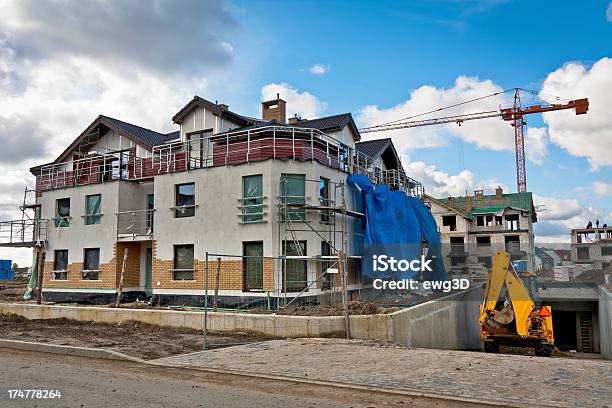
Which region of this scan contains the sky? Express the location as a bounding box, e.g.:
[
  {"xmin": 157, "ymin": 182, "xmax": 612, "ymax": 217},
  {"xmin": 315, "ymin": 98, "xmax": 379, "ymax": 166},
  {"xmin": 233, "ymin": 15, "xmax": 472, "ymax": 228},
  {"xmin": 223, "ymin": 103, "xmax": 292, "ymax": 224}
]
[{"xmin": 0, "ymin": 0, "xmax": 611, "ymax": 266}]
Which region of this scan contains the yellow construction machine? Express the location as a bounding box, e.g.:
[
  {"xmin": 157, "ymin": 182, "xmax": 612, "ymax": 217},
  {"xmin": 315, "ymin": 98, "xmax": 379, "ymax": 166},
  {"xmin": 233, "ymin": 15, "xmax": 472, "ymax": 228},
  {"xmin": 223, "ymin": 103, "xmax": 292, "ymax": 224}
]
[{"xmin": 479, "ymin": 251, "xmax": 554, "ymax": 357}]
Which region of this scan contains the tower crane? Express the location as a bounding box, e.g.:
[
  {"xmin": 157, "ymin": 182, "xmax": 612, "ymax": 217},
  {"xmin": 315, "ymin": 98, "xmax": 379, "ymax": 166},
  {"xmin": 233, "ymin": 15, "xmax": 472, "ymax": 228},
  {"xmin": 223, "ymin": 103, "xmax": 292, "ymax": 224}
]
[{"xmin": 359, "ymin": 88, "xmax": 589, "ymax": 192}]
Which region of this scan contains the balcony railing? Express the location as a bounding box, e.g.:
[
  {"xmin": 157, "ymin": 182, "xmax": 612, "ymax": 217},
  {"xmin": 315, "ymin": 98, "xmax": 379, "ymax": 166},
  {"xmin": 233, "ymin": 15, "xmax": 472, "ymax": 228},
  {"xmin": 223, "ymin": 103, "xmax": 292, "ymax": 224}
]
[
  {"xmin": 35, "ymin": 125, "xmax": 424, "ymax": 198},
  {"xmin": 0, "ymin": 219, "xmax": 48, "ymax": 247},
  {"xmin": 117, "ymin": 209, "xmax": 154, "ymax": 240},
  {"xmin": 151, "ymin": 125, "xmax": 424, "ymax": 197}
]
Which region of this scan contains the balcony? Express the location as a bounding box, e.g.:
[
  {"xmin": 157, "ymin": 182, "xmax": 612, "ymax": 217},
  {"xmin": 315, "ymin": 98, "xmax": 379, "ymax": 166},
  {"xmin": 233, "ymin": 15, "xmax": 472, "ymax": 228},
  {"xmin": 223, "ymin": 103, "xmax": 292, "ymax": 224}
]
[
  {"xmin": 116, "ymin": 210, "xmax": 154, "ymax": 241},
  {"xmin": 0, "ymin": 219, "xmax": 48, "ymax": 247},
  {"xmin": 34, "ymin": 125, "xmax": 424, "ymax": 198}
]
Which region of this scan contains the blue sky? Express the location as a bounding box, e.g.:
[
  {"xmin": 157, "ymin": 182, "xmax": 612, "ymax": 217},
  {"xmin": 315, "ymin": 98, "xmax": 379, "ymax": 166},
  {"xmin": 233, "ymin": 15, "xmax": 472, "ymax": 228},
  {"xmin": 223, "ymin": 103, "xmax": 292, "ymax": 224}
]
[
  {"xmin": 220, "ymin": 0, "xmax": 612, "ymax": 235},
  {"xmin": 0, "ymin": 0, "xmax": 611, "ymax": 265}
]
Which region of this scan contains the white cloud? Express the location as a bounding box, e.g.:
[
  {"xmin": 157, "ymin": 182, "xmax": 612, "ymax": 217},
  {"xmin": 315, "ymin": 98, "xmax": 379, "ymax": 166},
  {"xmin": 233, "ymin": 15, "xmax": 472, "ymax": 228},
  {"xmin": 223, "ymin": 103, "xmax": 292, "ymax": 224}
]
[
  {"xmin": 533, "ymin": 194, "xmax": 607, "ymax": 241},
  {"xmin": 607, "ymin": 2, "xmax": 612, "ymax": 21},
  {"xmin": 593, "ymin": 181, "xmax": 612, "ymax": 196},
  {"xmin": 400, "ymin": 154, "xmax": 508, "ymax": 198},
  {"xmin": 261, "ymin": 83, "xmax": 328, "ymax": 119},
  {"xmin": 308, "ymin": 64, "xmax": 329, "ymax": 75},
  {"xmin": 0, "ymin": 0, "xmax": 237, "ymax": 75},
  {"xmin": 524, "ymin": 127, "xmax": 548, "ymax": 165},
  {"xmin": 540, "ymin": 57, "xmax": 612, "ymax": 169},
  {"xmin": 357, "ymin": 76, "xmax": 516, "ymax": 153}
]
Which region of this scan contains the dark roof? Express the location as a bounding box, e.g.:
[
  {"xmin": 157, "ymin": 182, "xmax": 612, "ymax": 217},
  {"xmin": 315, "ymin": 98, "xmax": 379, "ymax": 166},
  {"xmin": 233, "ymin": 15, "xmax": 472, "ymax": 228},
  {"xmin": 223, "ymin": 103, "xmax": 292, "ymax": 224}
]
[
  {"xmin": 99, "ymin": 115, "xmax": 177, "ymax": 147},
  {"xmin": 164, "ymin": 130, "xmax": 180, "ymax": 141},
  {"xmin": 437, "ymin": 192, "xmax": 537, "ymax": 222},
  {"xmin": 52, "ymin": 115, "xmax": 179, "ymax": 164},
  {"xmin": 295, "ymin": 113, "xmax": 361, "ymax": 141},
  {"xmin": 172, "ymin": 96, "xmax": 254, "ymax": 127},
  {"xmin": 535, "ymin": 247, "xmax": 554, "ymax": 261},
  {"xmin": 355, "ymin": 138, "xmax": 392, "ymax": 158}
]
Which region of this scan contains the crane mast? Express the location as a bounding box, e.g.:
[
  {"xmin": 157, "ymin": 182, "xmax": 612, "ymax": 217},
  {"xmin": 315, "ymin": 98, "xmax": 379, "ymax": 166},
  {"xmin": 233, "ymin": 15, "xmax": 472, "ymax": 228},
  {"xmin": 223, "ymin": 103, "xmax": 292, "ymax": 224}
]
[{"xmin": 359, "ymin": 89, "xmax": 589, "ymax": 192}]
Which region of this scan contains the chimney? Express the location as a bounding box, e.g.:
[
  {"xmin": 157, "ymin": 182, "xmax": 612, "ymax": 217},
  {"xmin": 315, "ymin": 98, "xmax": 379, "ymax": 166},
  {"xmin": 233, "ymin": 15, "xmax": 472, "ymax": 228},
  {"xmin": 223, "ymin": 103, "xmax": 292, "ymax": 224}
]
[
  {"xmin": 447, "ymin": 196, "xmax": 454, "ymax": 208},
  {"xmin": 474, "ymin": 189, "xmax": 484, "ymax": 198},
  {"xmin": 495, "ymin": 186, "xmax": 503, "ymax": 199},
  {"xmin": 261, "ymin": 93, "xmax": 287, "ymax": 123},
  {"xmin": 465, "ymin": 195, "xmax": 472, "ymax": 213},
  {"xmin": 218, "ymin": 103, "xmax": 229, "ymax": 110}
]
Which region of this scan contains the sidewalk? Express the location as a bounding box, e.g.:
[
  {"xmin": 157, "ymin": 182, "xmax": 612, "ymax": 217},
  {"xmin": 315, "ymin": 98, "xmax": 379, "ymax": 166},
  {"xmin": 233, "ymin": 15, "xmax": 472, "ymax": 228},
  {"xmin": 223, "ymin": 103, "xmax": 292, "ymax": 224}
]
[{"xmin": 152, "ymin": 338, "xmax": 612, "ymax": 408}]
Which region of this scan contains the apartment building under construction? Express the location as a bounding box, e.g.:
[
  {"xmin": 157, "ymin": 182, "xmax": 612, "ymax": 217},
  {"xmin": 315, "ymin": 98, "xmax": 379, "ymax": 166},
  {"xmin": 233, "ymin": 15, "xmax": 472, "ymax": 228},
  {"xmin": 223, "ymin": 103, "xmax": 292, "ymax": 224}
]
[{"xmin": 0, "ymin": 95, "xmax": 423, "ymax": 305}]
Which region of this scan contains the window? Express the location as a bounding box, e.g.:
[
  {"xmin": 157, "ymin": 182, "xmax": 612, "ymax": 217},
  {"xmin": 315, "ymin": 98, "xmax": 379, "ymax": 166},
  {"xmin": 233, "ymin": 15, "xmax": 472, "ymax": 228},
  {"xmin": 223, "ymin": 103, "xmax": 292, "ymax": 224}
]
[
  {"xmin": 320, "ymin": 241, "xmax": 332, "ymax": 290},
  {"xmin": 476, "ymin": 216, "xmax": 484, "ymax": 227},
  {"xmin": 242, "ymin": 175, "xmax": 263, "ymax": 223},
  {"xmin": 577, "ymin": 247, "xmax": 590, "ymax": 260},
  {"xmin": 450, "ymin": 236, "xmax": 465, "ymax": 254},
  {"xmin": 320, "ymin": 177, "xmax": 331, "ymax": 224},
  {"xmin": 283, "ymin": 240, "xmax": 307, "ymax": 291},
  {"xmin": 85, "ymin": 194, "xmax": 102, "ymax": 225},
  {"xmin": 173, "ymin": 244, "xmax": 195, "ymax": 280},
  {"xmin": 175, "ymin": 183, "xmax": 195, "ymax": 218},
  {"xmin": 280, "ymin": 174, "xmax": 305, "ymax": 221},
  {"xmin": 505, "ymin": 236, "xmax": 521, "ymax": 253},
  {"xmin": 476, "ymin": 236, "xmax": 491, "ymax": 247},
  {"xmin": 506, "ymin": 214, "xmax": 520, "ymax": 231},
  {"xmin": 243, "ymin": 242, "xmax": 263, "ymax": 291},
  {"xmin": 83, "ymin": 248, "xmax": 100, "ymax": 280},
  {"xmin": 112, "ymin": 151, "xmax": 130, "ymax": 180},
  {"xmin": 442, "ymin": 215, "xmax": 457, "ymax": 231},
  {"xmin": 55, "ymin": 198, "xmax": 70, "ymax": 227},
  {"xmin": 485, "ymin": 215, "xmax": 494, "ymax": 227},
  {"xmin": 53, "ymin": 250, "xmax": 68, "ymax": 280},
  {"xmin": 478, "ymin": 256, "xmax": 492, "ymax": 269},
  {"xmin": 600, "ymin": 246, "xmax": 612, "ymax": 256}
]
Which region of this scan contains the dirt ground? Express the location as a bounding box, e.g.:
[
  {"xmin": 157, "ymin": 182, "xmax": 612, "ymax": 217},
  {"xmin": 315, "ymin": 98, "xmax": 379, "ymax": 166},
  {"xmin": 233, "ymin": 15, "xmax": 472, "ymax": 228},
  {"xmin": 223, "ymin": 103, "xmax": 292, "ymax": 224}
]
[
  {"xmin": 0, "ymin": 278, "xmax": 29, "ymax": 302},
  {"xmin": 0, "ymin": 313, "xmax": 273, "ymax": 360},
  {"xmin": 278, "ymin": 300, "xmax": 400, "ymax": 316}
]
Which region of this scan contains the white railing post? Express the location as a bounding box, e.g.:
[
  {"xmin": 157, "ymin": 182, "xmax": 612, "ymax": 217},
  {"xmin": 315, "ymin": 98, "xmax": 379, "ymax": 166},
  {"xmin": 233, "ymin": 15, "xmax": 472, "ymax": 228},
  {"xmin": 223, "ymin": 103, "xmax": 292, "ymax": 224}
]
[
  {"xmin": 273, "ymin": 127, "xmax": 276, "ymax": 160},
  {"xmin": 292, "ymin": 128, "xmax": 295, "ymax": 161},
  {"xmin": 247, "ymin": 130, "xmax": 250, "ymax": 163},
  {"xmin": 310, "ymin": 130, "xmax": 314, "ymax": 162},
  {"xmin": 225, "ymin": 134, "xmax": 229, "ymax": 165}
]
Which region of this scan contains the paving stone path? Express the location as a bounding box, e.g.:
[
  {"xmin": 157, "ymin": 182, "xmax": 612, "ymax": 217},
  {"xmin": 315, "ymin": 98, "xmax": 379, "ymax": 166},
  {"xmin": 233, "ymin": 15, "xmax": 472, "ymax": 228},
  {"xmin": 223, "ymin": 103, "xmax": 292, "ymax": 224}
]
[{"xmin": 152, "ymin": 338, "xmax": 612, "ymax": 407}]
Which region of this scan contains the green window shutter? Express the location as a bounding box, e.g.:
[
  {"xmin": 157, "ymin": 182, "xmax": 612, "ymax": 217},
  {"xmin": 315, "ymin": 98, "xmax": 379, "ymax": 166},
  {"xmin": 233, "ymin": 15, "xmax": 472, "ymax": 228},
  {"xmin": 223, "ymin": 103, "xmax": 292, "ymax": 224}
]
[
  {"xmin": 280, "ymin": 174, "xmax": 305, "ymax": 221},
  {"xmin": 242, "ymin": 175, "xmax": 263, "ymax": 223},
  {"xmin": 85, "ymin": 194, "xmax": 102, "ymax": 225},
  {"xmin": 55, "ymin": 198, "xmax": 70, "ymax": 227}
]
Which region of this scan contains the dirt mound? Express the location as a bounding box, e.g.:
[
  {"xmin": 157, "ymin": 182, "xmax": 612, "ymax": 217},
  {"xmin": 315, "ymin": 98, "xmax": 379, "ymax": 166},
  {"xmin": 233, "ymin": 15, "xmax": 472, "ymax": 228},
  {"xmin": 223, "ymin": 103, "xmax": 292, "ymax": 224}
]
[{"xmin": 279, "ymin": 301, "xmax": 383, "ymax": 316}]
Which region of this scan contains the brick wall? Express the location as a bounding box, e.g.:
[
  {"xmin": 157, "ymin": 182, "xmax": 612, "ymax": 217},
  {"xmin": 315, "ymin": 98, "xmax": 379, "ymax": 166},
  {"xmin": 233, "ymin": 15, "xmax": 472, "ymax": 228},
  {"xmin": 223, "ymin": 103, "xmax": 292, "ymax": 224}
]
[
  {"xmin": 43, "ymin": 259, "xmax": 116, "ymax": 289},
  {"xmin": 43, "ymin": 242, "xmax": 142, "ymax": 290},
  {"xmin": 151, "ymin": 241, "xmax": 275, "ymax": 291},
  {"xmin": 115, "ymin": 242, "xmax": 141, "ymax": 287}
]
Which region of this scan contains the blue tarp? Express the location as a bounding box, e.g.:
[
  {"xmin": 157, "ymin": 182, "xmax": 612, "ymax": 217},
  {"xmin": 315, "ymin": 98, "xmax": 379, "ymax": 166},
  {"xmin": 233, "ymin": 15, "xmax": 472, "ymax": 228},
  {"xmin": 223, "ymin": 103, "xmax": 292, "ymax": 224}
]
[{"xmin": 347, "ymin": 174, "xmax": 447, "ymax": 282}]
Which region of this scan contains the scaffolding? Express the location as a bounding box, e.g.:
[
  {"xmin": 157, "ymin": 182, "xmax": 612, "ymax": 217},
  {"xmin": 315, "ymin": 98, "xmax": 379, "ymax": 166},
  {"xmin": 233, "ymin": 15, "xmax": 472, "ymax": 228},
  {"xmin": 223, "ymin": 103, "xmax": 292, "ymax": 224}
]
[
  {"xmin": 0, "ymin": 187, "xmax": 47, "ymax": 248},
  {"xmin": 277, "ymin": 176, "xmax": 365, "ymax": 312}
]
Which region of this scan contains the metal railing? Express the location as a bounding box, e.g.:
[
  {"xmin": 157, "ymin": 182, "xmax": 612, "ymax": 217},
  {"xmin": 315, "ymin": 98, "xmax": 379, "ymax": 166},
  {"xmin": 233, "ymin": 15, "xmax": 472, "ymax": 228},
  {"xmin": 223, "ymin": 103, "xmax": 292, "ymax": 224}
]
[
  {"xmin": 36, "ymin": 149, "xmax": 133, "ymax": 192},
  {"xmin": 237, "ymin": 196, "xmax": 268, "ymax": 224},
  {"xmin": 34, "ymin": 126, "xmax": 425, "ymax": 198},
  {"xmin": 0, "ymin": 219, "xmax": 48, "ymax": 247},
  {"xmin": 152, "ymin": 125, "xmax": 424, "ymax": 197},
  {"xmin": 116, "ymin": 209, "xmax": 154, "ymax": 240}
]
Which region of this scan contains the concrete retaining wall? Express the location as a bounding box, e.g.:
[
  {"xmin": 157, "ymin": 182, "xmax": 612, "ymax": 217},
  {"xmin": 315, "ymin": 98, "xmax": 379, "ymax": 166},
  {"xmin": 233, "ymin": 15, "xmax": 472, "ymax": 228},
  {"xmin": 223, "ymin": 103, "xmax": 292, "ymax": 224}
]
[
  {"xmin": 599, "ymin": 286, "xmax": 612, "ymax": 359},
  {"xmin": 0, "ymin": 289, "xmax": 483, "ymax": 350},
  {"xmin": 389, "ymin": 287, "xmax": 483, "ymax": 350}
]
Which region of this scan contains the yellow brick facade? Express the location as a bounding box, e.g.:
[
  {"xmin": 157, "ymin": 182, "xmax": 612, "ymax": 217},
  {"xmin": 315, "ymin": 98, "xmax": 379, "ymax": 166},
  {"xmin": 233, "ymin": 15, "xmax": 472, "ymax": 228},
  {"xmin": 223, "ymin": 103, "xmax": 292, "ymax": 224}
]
[
  {"xmin": 43, "ymin": 242, "xmax": 141, "ymax": 290},
  {"xmin": 151, "ymin": 241, "xmax": 275, "ymax": 291}
]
